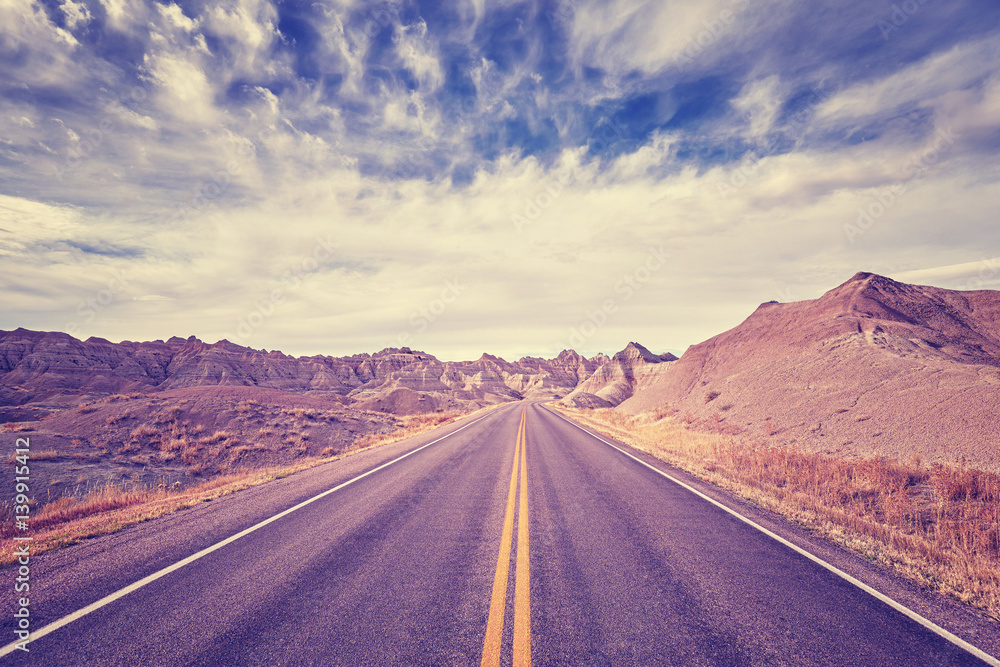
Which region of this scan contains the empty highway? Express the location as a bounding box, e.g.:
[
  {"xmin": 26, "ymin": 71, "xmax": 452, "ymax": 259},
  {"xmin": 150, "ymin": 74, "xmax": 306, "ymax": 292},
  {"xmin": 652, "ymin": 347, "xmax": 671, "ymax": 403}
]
[{"xmin": 2, "ymin": 402, "xmax": 998, "ymax": 665}]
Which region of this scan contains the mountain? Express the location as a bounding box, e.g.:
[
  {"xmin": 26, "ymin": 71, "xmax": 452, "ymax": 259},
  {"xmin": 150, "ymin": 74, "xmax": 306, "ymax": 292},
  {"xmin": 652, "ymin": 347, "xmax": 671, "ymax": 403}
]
[
  {"xmin": 0, "ymin": 329, "xmax": 666, "ymax": 492},
  {"xmin": 11, "ymin": 269, "xmax": 998, "ymax": 487},
  {"xmin": 0, "ymin": 330, "xmax": 608, "ymax": 414},
  {"xmin": 561, "ymin": 342, "xmax": 677, "ymax": 408},
  {"xmin": 617, "ymin": 272, "xmax": 1000, "ymax": 471},
  {"xmin": 0, "ymin": 330, "xmax": 642, "ymax": 498}
]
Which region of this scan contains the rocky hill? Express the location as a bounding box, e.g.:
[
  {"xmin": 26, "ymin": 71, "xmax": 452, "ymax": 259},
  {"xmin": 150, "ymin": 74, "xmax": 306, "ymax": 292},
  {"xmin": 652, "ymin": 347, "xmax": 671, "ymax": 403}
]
[
  {"xmin": 561, "ymin": 342, "xmax": 677, "ymax": 408},
  {"xmin": 0, "ymin": 330, "xmax": 608, "ymax": 415},
  {"xmin": 617, "ymin": 273, "xmax": 1000, "ymax": 471},
  {"xmin": 10, "ymin": 269, "xmax": 998, "ymax": 488},
  {"xmin": 1, "ymin": 330, "xmax": 667, "ymax": 497}
]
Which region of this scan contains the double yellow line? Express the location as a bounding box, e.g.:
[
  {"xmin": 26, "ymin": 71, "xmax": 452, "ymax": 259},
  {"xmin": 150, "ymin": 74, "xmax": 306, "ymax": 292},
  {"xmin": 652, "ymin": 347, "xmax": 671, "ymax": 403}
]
[{"xmin": 481, "ymin": 408, "xmax": 531, "ymax": 667}]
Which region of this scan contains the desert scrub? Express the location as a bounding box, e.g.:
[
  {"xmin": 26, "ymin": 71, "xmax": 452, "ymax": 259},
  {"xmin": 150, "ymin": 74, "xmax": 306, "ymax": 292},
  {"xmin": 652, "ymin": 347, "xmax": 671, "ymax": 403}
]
[
  {"xmin": 553, "ymin": 405, "xmax": 1000, "ymax": 621},
  {"xmin": 348, "ymin": 411, "xmax": 462, "ymax": 452},
  {"xmin": 0, "ymin": 404, "xmax": 494, "ymax": 566}
]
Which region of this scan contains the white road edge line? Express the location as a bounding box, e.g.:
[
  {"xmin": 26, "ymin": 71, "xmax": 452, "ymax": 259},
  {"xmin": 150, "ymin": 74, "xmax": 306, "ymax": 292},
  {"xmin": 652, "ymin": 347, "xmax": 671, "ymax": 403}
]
[
  {"xmin": 0, "ymin": 412, "xmax": 495, "ymax": 658},
  {"xmin": 543, "ymin": 407, "xmax": 1000, "ymax": 667}
]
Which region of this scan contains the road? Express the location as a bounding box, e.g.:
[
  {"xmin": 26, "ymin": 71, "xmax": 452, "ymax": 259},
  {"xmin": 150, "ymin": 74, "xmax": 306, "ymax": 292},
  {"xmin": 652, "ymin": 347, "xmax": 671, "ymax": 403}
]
[{"xmin": 2, "ymin": 402, "xmax": 998, "ymax": 665}]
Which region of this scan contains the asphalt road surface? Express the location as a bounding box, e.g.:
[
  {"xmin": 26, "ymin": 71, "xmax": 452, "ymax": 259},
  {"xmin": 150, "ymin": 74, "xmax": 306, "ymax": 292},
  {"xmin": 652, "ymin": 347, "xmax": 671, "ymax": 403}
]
[{"xmin": 2, "ymin": 402, "xmax": 998, "ymax": 665}]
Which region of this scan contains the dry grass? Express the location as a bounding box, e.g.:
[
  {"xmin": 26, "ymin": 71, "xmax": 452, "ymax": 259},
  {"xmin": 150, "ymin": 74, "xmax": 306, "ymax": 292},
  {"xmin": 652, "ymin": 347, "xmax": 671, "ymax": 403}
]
[
  {"xmin": 280, "ymin": 407, "xmax": 339, "ymax": 422},
  {"xmin": 105, "ymin": 411, "xmax": 134, "ymax": 426},
  {"xmin": 5, "ymin": 449, "xmax": 60, "ymax": 464},
  {"xmin": 0, "ymin": 405, "xmax": 498, "ymax": 566},
  {"xmin": 3, "ymin": 423, "xmax": 35, "ymax": 432},
  {"xmin": 347, "ymin": 411, "xmax": 463, "ymax": 453},
  {"xmin": 0, "ymin": 457, "xmax": 345, "ymax": 567},
  {"xmin": 553, "ymin": 405, "xmax": 1000, "ymax": 621}
]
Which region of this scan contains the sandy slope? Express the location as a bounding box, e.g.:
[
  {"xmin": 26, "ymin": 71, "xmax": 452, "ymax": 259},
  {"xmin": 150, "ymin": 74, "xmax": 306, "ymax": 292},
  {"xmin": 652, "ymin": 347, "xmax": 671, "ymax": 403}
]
[{"xmin": 618, "ymin": 273, "xmax": 1000, "ymax": 471}]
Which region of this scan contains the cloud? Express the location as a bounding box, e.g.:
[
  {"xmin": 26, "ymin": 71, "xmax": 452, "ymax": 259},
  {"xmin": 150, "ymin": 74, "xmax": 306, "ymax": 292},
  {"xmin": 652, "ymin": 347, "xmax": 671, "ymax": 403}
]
[
  {"xmin": 157, "ymin": 2, "xmax": 198, "ymax": 32},
  {"xmin": 203, "ymin": 0, "xmax": 282, "ymax": 82},
  {"xmin": 133, "ymin": 294, "xmax": 175, "ymax": 301},
  {"xmin": 890, "ymin": 259, "xmax": 1000, "ymax": 290},
  {"xmin": 393, "ymin": 19, "xmax": 444, "ymax": 92},
  {"xmin": 144, "ymin": 52, "xmax": 219, "ymax": 126},
  {"xmin": 816, "ymin": 37, "xmax": 1000, "ymax": 126},
  {"xmin": 731, "ymin": 75, "xmax": 784, "ymax": 140},
  {"xmin": 0, "ymin": 0, "xmax": 998, "ymax": 359},
  {"xmin": 564, "ymin": 0, "xmax": 774, "ymax": 76},
  {"xmin": 59, "ymin": 0, "xmax": 92, "ymax": 30}
]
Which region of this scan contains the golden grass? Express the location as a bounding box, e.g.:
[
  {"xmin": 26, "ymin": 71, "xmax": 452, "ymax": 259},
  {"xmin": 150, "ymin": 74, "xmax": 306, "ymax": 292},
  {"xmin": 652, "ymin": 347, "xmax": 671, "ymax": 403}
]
[
  {"xmin": 346, "ymin": 411, "xmax": 463, "ymax": 453},
  {"xmin": 552, "ymin": 405, "xmax": 1000, "ymax": 621},
  {"xmin": 129, "ymin": 423, "xmax": 159, "ymax": 440},
  {"xmin": 0, "ymin": 458, "xmax": 344, "ymax": 567},
  {"xmin": 5, "ymin": 449, "xmax": 60, "ymax": 464},
  {"xmin": 0, "ymin": 404, "xmax": 504, "ymax": 566}
]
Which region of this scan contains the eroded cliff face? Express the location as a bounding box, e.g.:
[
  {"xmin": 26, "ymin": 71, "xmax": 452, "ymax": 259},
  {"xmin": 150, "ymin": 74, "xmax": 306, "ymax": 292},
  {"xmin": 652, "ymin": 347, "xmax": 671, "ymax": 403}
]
[
  {"xmin": 561, "ymin": 342, "xmax": 677, "ymax": 408},
  {"xmin": 11, "ymin": 270, "xmax": 999, "ymax": 484},
  {"xmin": 0, "ymin": 329, "xmax": 664, "ymax": 497},
  {"xmin": 0, "ymin": 329, "xmax": 627, "ymax": 415}
]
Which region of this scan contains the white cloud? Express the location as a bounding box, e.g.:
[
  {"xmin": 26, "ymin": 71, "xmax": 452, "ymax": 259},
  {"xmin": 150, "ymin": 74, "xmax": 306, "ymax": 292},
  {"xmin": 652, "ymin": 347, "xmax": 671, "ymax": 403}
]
[
  {"xmin": 8, "ymin": 116, "xmax": 997, "ymax": 359},
  {"xmin": 566, "ymin": 0, "xmax": 776, "ymax": 76},
  {"xmin": 96, "ymin": 0, "xmax": 149, "ymax": 34},
  {"xmin": 383, "ymin": 92, "xmax": 434, "ymax": 136},
  {"xmin": 107, "ymin": 104, "xmax": 159, "ymax": 131},
  {"xmin": 0, "ymin": 0, "xmax": 83, "ymax": 86},
  {"xmin": 731, "ymin": 75, "xmax": 783, "ymax": 140},
  {"xmin": 605, "ymin": 132, "xmax": 677, "ymax": 181},
  {"xmin": 817, "ymin": 37, "xmax": 999, "ymax": 124},
  {"xmin": 144, "ymin": 51, "xmax": 218, "ymax": 126},
  {"xmin": 1, "ymin": 0, "xmax": 997, "ymax": 360},
  {"xmin": 930, "ymin": 73, "xmax": 1000, "ymax": 145},
  {"xmin": 60, "ymin": 0, "xmax": 91, "ymax": 30},
  {"xmin": 890, "ymin": 259, "xmax": 1000, "ymax": 291},
  {"xmin": 204, "ymin": 0, "xmax": 282, "ymax": 82},
  {"xmin": 157, "ymin": 2, "xmax": 198, "ymax": 32},
  {"xmin": 0, "ymin": 195, "xmax": 84, "ymax": 257},
  {"xmin": 394, "ymin": 20, "xmax": 444, "ymax": 92}
]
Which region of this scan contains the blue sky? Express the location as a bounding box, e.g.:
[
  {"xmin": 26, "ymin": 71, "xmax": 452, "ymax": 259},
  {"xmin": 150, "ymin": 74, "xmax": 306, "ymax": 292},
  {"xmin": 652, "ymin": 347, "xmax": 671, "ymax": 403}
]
[{"xmin": 1, "ymin": 0, "xmax": 999, "ymax": 360}]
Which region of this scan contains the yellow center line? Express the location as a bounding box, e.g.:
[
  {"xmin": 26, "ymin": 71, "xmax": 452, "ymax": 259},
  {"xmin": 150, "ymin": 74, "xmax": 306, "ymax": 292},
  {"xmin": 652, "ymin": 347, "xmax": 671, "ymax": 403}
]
[
  {"xmin": 481, "ymin": 409, "xmax": 525, "ymax": 667},
  {"xmin": 481, "ymin": 408, "xmax": 533, "ymax": 666},
  {"xmin": 513, "ymin": 411, "xmax": 531, "ymax": 666}
]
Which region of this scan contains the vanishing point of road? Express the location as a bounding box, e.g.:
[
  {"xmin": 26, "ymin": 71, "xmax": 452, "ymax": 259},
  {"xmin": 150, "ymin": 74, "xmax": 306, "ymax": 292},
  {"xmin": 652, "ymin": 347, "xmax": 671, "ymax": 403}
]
[{"xmin": 3, "ymin": 402, "xmax": 999, "ymax": 665}]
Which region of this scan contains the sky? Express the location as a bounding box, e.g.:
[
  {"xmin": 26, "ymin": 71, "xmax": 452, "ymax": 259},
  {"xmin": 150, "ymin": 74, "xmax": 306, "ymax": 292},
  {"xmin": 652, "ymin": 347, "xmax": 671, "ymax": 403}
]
[{"xmin": 1, "ymin": 0, "xmax": 998, "ymax": 361}]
